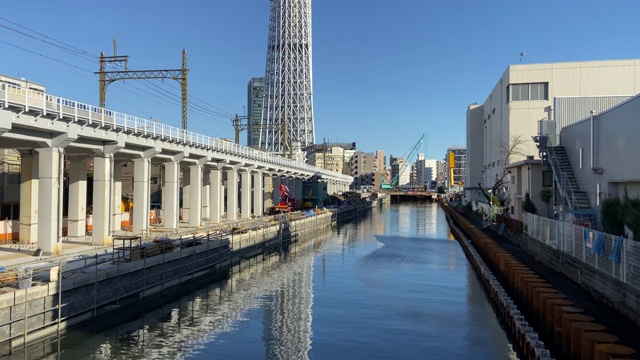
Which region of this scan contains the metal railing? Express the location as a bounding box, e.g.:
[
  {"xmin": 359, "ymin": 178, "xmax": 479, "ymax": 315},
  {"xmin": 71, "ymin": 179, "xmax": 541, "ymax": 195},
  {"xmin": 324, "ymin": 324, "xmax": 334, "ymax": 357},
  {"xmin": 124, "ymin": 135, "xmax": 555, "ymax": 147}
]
[
  {"xmin": 524, "ymin": 213, "xmax": 639, "ymax": 291},
  {"xmin": 547, "ymin": 147, "xmax": 579, "ymax": 213},
  {"xmin": 0, "ymin": 84, "xmax": 352, "ymax": 182}
]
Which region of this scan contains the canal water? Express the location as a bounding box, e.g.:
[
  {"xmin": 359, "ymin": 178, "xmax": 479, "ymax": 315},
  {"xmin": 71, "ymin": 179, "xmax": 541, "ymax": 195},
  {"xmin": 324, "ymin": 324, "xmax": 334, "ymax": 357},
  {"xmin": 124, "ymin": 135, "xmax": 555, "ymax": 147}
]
[{"xmin": 21, "ymin": 203, "xmax": 518, "ymax": 359}]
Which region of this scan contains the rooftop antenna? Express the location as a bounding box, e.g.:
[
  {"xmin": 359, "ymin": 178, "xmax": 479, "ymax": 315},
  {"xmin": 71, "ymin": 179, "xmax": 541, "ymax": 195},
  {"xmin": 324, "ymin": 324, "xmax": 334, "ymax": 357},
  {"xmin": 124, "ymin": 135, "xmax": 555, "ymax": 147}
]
[{"xmin": 519, "ymin": 51, "xmax": 526, "ymax": 64}]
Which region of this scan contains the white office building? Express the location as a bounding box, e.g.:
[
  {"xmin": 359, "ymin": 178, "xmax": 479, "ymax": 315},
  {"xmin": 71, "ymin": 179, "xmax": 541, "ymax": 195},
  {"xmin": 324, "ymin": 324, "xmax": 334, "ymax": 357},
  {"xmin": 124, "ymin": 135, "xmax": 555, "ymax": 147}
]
[{"xmin": 467, "ymin": 59, "xmax": 640, "ymax": 203}]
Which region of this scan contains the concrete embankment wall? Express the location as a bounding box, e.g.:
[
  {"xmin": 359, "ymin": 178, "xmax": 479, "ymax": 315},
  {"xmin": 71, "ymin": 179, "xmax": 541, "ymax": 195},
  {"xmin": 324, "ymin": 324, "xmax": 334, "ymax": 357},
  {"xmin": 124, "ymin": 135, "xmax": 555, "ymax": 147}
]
[
  {"xmin": 331, "ymin": 195, "xmax": 389, "ymax": 223},
  {"xmin": 445, "ymin": 204, "xmax": 639, "ymax": 359},
  {"xmin": 501, "ymin": 228, "xmax": 640, "ymax": 326},
  {"xmin": 0, "ymin": 211, "xmax": 335, "ymax": 353},
  {"xmin": 443, "ymin": 205, "xmax": 552, "ymax": 359}
]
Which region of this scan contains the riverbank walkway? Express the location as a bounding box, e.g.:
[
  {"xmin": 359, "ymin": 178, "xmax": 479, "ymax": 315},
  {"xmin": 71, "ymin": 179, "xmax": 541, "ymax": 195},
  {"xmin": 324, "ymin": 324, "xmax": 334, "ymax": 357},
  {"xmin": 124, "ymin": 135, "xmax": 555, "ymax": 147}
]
[{"xmin": 0, "ymin": 215, "xmax": 280, "ymax": 269}]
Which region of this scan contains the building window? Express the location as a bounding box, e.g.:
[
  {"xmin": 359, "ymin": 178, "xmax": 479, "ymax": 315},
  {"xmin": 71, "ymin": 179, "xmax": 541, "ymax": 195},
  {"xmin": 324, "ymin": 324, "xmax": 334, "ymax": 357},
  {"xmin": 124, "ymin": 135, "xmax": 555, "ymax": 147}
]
[
  {"xmin": 151, "ymin": 177, "xmax": 158, "ymax": 185},
  {"xmin": 508, "ymin": 82, "xmax": 548, "ymax": 102}
]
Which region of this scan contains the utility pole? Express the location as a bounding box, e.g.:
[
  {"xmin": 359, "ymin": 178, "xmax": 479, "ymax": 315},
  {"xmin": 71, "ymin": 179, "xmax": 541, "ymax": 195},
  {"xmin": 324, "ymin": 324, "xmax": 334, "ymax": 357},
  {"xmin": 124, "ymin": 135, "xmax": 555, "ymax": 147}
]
[
  {"xmin": 96, "ymin": 42, "xmax": 189, "ymax": 129},
  {"xmin": 232, "ymin": 114, "xmax": 250, "ymax": 144},
  {"xmin": 281, "ymin": 112, "xmax": 288, "ymax": 158},
  {"xmin": 323, "ymin": 138, "xmax": 328, "ymax": 170}
]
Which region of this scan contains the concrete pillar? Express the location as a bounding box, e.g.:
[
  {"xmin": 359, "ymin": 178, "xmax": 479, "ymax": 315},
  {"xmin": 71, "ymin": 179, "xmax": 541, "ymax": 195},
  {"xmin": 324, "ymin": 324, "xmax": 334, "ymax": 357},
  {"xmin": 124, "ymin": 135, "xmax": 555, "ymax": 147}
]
[
  {"xmin": 202, "ymin": 169, "xmax": 210, "ymax": 220},
  {"xmin": 132, "ymin": 157, "xmax": 150, "ymax": 235},
  {"xmin": 19, "ymin": 153, "xmax": 38, "ymax": 244},
  {"xmin": 226, "ymin": 168, "xmax": 238, "ymax": 221},
  {"xmin": 210, "ymin": 168, "xmax": 221, "ymax": 223},
  {"xmin": 294, "ymin": 178, "xmax": 303, "ymax": 200},
  {"xmin": 287, "ymin": 177, "xmax": 295, "ymax": 201},
  {"xmin": 189, "ymin": 164, "xmax": 202, "ymax": 228},
  {"xmin": 241, "ymin": 169, "xmax": 251, "ymax": 219},
  {"xmin": 164, "ymin": 161, "xmax": 180, "ymax": 230},
  {"xmin": 92, "ymin": 155, "xmax": 112, "ymax": 246},
  {"xmin": 182, "ymin": 167, "xmax": 190, "ymax": 222},
  {"xmin": 263, "ymin": 176, "xmax": 273, "ymax": 210},
  {"xmin": 272, "ymin": 176, "xmax": 281, "ymax": 204},
  {"xmin": 112, "ymin": 163, "xmax": 123, "ymax": 232},
  {"xmin": 253, "ymin": 171, "xmax": 263, "ymax": 216},
  {"xmin": 36, "ymin": 147, "xmax": 62, "ymax": 255},
  {"xmin": 67, "ymin": 160, "xmax": 87, "ymax": 238}
]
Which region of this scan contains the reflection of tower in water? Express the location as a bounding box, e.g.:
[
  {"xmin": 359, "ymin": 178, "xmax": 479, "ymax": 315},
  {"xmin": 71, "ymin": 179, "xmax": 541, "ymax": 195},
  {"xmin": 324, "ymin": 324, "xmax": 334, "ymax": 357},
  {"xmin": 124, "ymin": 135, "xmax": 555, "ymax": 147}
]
[
  {"xmin": 263, "ymin": 252, "xmax": 314, "ymax": 360},
  {"xmin": 58, "ymin": 243, "xmax": 319, "ymax": 360}
]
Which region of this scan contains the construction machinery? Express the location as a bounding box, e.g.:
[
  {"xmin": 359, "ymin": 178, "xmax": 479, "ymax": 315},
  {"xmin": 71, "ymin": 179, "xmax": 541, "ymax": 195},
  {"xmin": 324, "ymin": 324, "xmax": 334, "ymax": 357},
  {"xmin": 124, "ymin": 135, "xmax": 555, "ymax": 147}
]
[
  {"xmin": 273, "ymin": 183, "xmax": 296, "ymax": 213},
  {"xmin": 380, "ymin": 133, "xmax": 427, "ymax": 190}
]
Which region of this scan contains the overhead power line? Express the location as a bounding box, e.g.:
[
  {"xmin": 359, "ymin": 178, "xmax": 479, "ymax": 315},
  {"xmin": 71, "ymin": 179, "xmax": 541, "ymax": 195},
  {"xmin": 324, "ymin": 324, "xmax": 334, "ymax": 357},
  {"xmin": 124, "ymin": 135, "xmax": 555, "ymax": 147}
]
[{"xmin": 0, "ymin": 17, "xmax": 236, "ymax": 126}]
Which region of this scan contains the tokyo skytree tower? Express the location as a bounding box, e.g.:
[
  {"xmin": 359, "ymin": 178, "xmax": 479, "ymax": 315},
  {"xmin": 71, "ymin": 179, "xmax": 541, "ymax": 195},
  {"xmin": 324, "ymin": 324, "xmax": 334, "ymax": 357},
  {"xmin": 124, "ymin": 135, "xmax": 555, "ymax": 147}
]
[{"xmin": 259, "ymin": 0, "xmax": 315, "ymax": 153}]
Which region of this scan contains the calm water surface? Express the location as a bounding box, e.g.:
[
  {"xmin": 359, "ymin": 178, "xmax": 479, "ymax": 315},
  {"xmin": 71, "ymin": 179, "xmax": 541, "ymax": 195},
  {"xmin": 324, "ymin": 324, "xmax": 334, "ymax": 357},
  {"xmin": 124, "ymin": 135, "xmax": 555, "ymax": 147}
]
[{"xmin": 29, "ymin": 204, "xmax": 518, "ymax": 359}]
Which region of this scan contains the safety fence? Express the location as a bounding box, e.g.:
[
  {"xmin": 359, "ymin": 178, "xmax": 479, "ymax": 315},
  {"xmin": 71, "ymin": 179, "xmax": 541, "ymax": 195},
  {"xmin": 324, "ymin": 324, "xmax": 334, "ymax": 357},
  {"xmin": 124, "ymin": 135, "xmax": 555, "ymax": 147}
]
[
  {"xmin": 0, "ymin": 83, "xmax": 351, "ymax": 182},
  {"xmin": 523, "ymin": 213, "xmax": 640, "ymax": 292}
]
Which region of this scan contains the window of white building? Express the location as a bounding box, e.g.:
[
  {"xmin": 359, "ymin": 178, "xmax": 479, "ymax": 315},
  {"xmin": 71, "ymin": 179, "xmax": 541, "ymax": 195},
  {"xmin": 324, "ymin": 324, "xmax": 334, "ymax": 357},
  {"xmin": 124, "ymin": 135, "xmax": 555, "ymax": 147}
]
[{"xmin": 508, "ymin": 82, "xmax": 549, "ymax": 102}]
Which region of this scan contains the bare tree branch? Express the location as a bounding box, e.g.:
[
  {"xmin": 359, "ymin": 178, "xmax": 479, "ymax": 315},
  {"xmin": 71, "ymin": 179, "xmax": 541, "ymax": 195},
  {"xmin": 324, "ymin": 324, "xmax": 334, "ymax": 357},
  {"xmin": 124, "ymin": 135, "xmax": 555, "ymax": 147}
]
[{"xmin": 478, "ymin": 134, "xmax": 527, "ymax": 203}]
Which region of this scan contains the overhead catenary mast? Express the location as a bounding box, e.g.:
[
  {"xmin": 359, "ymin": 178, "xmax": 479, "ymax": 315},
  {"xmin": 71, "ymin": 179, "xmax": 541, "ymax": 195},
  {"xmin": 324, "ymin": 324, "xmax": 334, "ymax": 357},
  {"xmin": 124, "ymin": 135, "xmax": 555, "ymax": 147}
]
[{"xmin": 259, "ymin": 0, "xmax": 315, "ymax": 155}]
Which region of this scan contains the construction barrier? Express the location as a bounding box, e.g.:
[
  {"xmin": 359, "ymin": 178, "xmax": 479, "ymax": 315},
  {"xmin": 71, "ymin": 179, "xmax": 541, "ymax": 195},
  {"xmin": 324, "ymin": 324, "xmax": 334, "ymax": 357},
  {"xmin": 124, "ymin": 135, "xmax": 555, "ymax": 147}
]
[
  {"xmin": 0, "ymin": 219, "xmax": 18, "ymax": 243},
  {"xmin": 121, "ymin": 212, "xmax": 131, "ymax": 230}
]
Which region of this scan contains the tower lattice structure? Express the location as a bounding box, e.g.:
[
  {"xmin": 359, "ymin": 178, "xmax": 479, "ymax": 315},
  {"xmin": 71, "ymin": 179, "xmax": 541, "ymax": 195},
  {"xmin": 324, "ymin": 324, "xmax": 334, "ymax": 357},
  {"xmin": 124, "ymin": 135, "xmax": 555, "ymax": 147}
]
[{"xmin": 259, "ymin": 0, "xmax": 315, "ymax": 154}]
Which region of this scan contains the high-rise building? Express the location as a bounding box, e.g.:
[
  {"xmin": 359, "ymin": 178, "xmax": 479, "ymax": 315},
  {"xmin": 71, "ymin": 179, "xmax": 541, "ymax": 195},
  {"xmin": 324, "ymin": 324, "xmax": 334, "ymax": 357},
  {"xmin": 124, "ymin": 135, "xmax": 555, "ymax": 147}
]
[
  {"xmin": 374, "ymin": 150, "xmax": 385, "ymax": 171},
  {"xmin": 304, "ymin": 142, "xmax": 356, "ymax": 174},
  {"xmin": 350, "ymin": 151, "xmax": 375, "ymax": 178},
  {"xmin": 260, "ymin": 0, "xmax": 315, "ymax": 154},
  {"xmin": 447, "ymin": 146, "xmax": 466, "ymax": 189},
  {"xmin": 247, "ymin": 77, "xmax": 265, "ymax": 148},
  {"xmin": 390, "ymin": 157, "xmax": 410, "ymax": 187}
]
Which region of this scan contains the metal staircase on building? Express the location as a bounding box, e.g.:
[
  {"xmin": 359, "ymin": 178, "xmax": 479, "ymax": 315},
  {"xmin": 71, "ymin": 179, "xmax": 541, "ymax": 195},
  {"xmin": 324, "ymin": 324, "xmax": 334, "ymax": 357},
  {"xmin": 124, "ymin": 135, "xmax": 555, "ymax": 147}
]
[{"xmin": 546, "ymin": 146, "xmax": 598, "ymax": 227}]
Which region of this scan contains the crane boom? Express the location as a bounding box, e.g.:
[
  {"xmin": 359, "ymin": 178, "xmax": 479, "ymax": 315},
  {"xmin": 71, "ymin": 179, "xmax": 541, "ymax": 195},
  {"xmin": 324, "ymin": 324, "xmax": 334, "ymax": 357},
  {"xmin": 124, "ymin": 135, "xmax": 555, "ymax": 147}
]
[{"xmin": 380, "ymin": 133, "xmax": 427, "ymax": 189}]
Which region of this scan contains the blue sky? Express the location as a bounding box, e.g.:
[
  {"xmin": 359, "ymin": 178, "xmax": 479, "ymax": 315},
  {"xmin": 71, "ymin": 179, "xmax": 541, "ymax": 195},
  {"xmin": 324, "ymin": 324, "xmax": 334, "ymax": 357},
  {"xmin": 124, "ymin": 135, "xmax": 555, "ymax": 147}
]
[{"xmin": 2, "ymin": 1, "xmax": 639, "ymax": 162}]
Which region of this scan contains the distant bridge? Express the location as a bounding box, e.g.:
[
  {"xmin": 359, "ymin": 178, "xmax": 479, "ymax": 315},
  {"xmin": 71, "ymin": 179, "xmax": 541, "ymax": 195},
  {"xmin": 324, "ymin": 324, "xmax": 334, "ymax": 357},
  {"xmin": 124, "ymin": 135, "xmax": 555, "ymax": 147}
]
[{"xmin": 385, "ymin": 191, "xmax": 438, "ymax": 203}]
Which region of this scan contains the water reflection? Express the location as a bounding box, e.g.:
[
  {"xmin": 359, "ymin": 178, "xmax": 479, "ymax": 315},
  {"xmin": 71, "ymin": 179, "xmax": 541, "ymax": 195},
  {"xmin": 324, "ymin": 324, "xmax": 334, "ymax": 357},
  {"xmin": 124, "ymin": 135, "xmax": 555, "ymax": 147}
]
[
  {"xmin": 15, "ymin": 204, "xmax": 518, "ymax": 360},
  {"xmin": 14, "ymin": 236, "xmax": 321, "ymax": 360}
]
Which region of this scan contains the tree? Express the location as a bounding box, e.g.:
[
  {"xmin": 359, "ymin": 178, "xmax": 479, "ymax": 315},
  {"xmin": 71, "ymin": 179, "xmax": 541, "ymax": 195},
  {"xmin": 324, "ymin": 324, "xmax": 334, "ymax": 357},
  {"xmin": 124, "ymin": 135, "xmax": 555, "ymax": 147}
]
[
  {"xmin": 601, "ymin": 196, "xmax": 625, "ymax": 236},
  {"xmin": 437, "ymin": 186, "xmax": 445, "ymax": 194},
  {"xmin": 523, "ymin": 192, "xmax": 538, "ymax": 215},
  {"xmin": 478, "ymin": 134, "xmax": 527, "ymax": 203},
  {"xmin": 621, "ymin": 190, "xmax": 640, "ymax": 240},
  {"xmin": 539, "ymin": 188, "xmax": 553, "ymax": 217}
]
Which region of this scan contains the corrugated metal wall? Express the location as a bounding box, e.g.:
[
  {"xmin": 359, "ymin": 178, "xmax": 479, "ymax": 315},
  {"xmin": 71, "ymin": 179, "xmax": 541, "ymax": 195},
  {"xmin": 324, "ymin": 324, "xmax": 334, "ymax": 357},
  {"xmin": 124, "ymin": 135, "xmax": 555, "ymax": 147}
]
[{"xmin": 554, "ymin": 96, "xmax": 633, "ymax": 130}]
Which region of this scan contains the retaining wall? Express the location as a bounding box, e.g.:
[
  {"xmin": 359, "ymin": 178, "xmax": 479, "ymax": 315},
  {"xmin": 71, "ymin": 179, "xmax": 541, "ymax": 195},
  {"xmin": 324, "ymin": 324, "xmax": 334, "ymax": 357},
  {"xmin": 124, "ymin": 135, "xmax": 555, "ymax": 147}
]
[
  {"xmin": 503, "ymin": 230, "xmax": 640, "ymax": 326},
  {"xmin": 0, "ymin": 211, "xmax": 334, "ymax": 353}
]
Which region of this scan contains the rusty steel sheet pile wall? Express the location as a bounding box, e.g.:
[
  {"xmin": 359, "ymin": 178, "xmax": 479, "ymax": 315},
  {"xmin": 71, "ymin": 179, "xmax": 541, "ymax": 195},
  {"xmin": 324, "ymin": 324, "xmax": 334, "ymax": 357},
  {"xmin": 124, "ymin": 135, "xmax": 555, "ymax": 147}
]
[{"xmin": 442, "ymin": 204, "xmax": 637, "ymax": 360}]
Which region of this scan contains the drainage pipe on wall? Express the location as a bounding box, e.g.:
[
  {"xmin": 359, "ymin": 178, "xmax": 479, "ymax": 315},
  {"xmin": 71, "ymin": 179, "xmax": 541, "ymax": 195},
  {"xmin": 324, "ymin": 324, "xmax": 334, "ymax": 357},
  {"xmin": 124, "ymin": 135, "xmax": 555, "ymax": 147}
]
[
  {"xmin": 57, "ymin": 148, "xmax": 64, "ymax": 250},
  {"xmin": 590, "ymin": 110, "xmax": 595, "ymax": 170}
]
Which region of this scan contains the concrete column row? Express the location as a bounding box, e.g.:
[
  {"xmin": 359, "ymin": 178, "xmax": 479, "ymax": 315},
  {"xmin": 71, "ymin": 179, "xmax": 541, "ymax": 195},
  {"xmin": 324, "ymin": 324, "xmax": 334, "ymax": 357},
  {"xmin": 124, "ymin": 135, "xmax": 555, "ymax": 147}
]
[{"xmin": 18, "ymin": 146, "xmax": 346, "ymax": 254}]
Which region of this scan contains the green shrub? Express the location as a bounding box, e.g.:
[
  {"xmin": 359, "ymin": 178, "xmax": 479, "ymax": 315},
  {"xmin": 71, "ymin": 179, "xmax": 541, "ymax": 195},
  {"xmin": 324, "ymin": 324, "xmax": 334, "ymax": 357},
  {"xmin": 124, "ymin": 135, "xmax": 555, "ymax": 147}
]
[
  {"xmin": 621, "ymin": 191, "xmax": 640, "ymax": 240},
  {"xmin": 601, "ymin": 196, "xmax": 625, "ymax": 236},
  {"xmin": 523, "ymin": 192, "xmax": 538, "ymax": 215}
]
